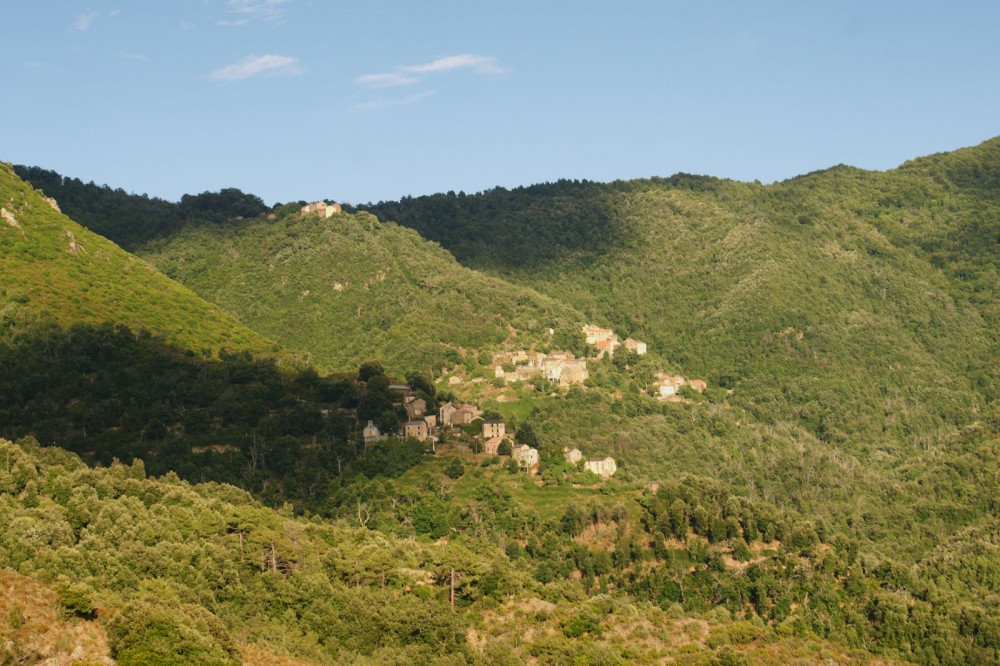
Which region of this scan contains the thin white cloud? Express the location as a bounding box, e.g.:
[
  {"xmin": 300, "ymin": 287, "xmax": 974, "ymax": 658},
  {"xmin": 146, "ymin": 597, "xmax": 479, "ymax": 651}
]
[
  {"xmin": 118, "ymin": 51, "xmax": 148, "ymax": 62},
  {"xmin": 355, "ymin": 72, "xmax": 420, "ymax": 89},
  {"xmin": 219, "ymin": 0, "xmax": 289, "ymax": 26},
  {"xmin": 402, "ymin": 54, "xmax": 506, "ymax": 76},
  {"xmin": 72, "ymin": 11, "xmax": 99, "ymax": 31},
  {"xmin": 355, "ymin": 53, "xmax": 508, "ymax": 89},
  {"xmin": 210, "ymin": 54, "xmax": 301, "ymax": 81},
  {"xmin": 355, "ymin": 91, "xmax": 437, "ymax": 111}
]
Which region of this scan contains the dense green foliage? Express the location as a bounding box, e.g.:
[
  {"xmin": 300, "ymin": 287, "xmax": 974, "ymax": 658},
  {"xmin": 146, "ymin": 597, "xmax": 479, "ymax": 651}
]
[
  {"xmin": 0, "ymin": 321, "xmax": 438, "ymax": 508},
  {"xmin": 107, "ymin": 595, "xmax": 242, "ymax": 666},
  {"xmin": 4, "ymin": 137, "xmax": 999, "ymax": 664},
  {"xmin": 0, "ymin": 439, "xmax": 511, "ymax": 663},
  {"xmin": 0, "ymin": 163, "xmax": 275, "ymax": 357},
  {"xmin": 13, "ymin": 165, "xmax": 267, "ymax": 251},
  {"xmin": 3, "ymin": 438, "xmax": 997, "ymax": 664},
  {"xmin": 356, "ymin": 138, "xmax": 1000, "ymax": 547},
  {"xmin": 137, "ymin": 208, "xmax": 584, "ymax": 374}
]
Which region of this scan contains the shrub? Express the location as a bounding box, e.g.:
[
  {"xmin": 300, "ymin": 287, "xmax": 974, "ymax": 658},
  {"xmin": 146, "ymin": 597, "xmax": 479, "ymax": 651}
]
[
  {"xmin": 7, "ymin": 603, "xmax": 25, "ymax": 630},
  {"xmin": 107, "ymin": 596, "xmax": 241, "ymax": 666},
  {"xmin": 560, "ymin": 609, "xmax": 602, "ymax": 638},
  {"xmin": 56, "ymin": 581, "xmax": 97, "ymax": 619},
  {"xmin": 444, "ymin": 457, "xmax": 465, "ymax": 479}
]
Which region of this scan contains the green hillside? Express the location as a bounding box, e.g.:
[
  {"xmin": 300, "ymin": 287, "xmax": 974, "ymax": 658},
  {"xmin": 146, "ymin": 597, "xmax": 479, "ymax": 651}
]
[
  {"xmin": 12, "ymin": 164, "xmax": 269, "ymax": 251},
  {"xmin": 351, "ymin": 139, "xmax": 1000, "ymax": 567},
  {"xmin": 0, "ymin": 323, "xmax": 440, "ymax": 507},
  {"xmin": 6, "ymin": 139, "xmax": 999, "ymax": 664},
  {"xmin": 359, "ymin": 138, "xmax": 998, "ymax": 455},
  {"xmin": 0, "ymin": 163, "xmax": 274, "ymax": 356},
  {"xmin": 2, "ymin": 436, "xmax": 970, "ymax": 665},
  {"xmin": 137, "ymin": 208, "xmax": 585, "ymax": 374}
]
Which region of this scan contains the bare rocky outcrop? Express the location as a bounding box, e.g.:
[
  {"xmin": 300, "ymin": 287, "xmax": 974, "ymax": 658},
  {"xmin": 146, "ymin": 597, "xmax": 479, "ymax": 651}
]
[
  {"xmin": 1, "ymin": 207, "xmax": 21, "ymax": 230},
  {"xmin": 64, "ymin": 230, "xmax": 85, "ymax": 255}
]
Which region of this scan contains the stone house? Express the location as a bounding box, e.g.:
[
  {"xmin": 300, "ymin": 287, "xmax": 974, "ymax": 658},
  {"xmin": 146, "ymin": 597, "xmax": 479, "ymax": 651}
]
[
  {"xmin": 512, "ymin": 444, "xmax": 540, "ymax": 473},
  {"xmin": 494, "ymin": 350, "xmax": 529, "ymax": 365},
  {"xmin": 301, "ymin": 201, "xmax": 342, "ymax": 218},
  {"xmin": 482, "ymin": 419, "xmax": 506, "ymax": 439},
  {"xmin": 515, "ymin": 365, "xmax": 537, "ymax": 380},
  {"xmin": 557, "ymin": 360, "xmax": 589, "ymax": 386},
  {"xmin": 584, "ymin": 457, "xmax": 617, "ymax": 479},
  {"xmin": 563, "ymin": 447, "xmax": 583, "ymax": 464},
  {"xmin": 583, "ymin": 325, "xmax": 621, "ymax": 358},
  {"xmin": 423, "ymin": 414, "xmax": 437, "ymax": 430},
  {"xmin": 583, "ymin": 325, "xmax": 615, "ymax": 345},
  {"xmin": 402, "ymin": 420, "xmax": 429, "ymax": 441},
  {"xmin": 439, "ymin": 402, "xmax": 458, "ymax": 426},
  {"xmin": 594, "ymin": 337, "xmax": 620, "ymax": 358},
  {"xmin": 624, "ymin": 338, "xmax": 647, "ymax": 355},
  {"xmin": 655, "ymin": 374, "xmax": 686, "ymax": 399},
  {"xmin": 404, "ymin": 396, "xmax": 426, "ymax": 419},
  {"xmin": 483, "ymin": 436, "xmax": 505, "ymax": 456},
  {"xmin": 537, "ymin": 353, "xmax": 589, "ymax": 386},
  {"xmin": 363, "ymin": 420, "xmax": 381, "ymax": 447},
  {"xmin": 451, "ymin": 404, "xmax": 481, "ymax": 426}
]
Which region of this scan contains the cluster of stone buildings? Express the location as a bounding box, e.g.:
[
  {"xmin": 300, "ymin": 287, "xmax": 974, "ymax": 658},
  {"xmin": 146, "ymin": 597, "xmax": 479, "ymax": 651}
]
[
  {"xmin": 563, "ymin": 447, "xmax": 618, "ymax": 479},
  {"xmin": 363, "ymin": 397, "xmax": 520, "ymax": 458},
  {"xmin": 481, "ymin": 418, "xmax": 507, "ymax": 456},
  {"xmin": 360, "ymin": 392, "xmax": 617, "ymax": 480},
  {"xmin": 493, "ymin": 350, "xmax": 589, "ymax": 387},
  {"xmin": 578, "ymin": 324, "xmax": 708, "ymax": 402},
  {"xmin": 487, "ymin": 323, "xmax": 650, "ymax": 389},
  {"xmin": 512, "ymin": 444, "xmax": 540, "ymax": 473},
  {"xmin": 301, "ymin": 201, "xmax": 342, "ymax": 218},
  {"xmin": 653, "ymin": 373, "xmax": 707, "ymax": 400},
  {"xmin": 475, "ymin": 418, "xmax": 541, "ymax": 474},
  {"xmin": 582, "ymin": 325, "xmax": 647, "ymax": 358},
  {"xmin": 362, "ymin": 393, "xmax": 479, "ymax": 448}
]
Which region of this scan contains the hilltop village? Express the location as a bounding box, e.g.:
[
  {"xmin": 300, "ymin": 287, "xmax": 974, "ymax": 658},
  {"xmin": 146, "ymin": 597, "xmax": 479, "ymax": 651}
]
[
  {"xmin": 360, "ymin": 387, "xmax": 618, "ymax": 479},
  {"xmin": 360, "ymin": 324, "xmax": 714, "ymax": 481},
  {"xmin": 492, "ymin": 324, "xmax": 709, "ymax": 399}
]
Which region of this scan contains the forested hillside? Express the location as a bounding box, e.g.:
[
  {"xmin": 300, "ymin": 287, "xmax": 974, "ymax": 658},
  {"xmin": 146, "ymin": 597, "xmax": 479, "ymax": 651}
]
[
  {"xmin": 12, "ymin": 165, "xmax": 269, "ymax": 251},
  {"xmin": 6, "ymin": 436, "xmax": 995, "ymax": 665},
  {"xmin": 4, "ymin": 138, "xmax": 999, "ymax": 664},
  {"xmin": 0, "ymin": 163, "xmax": 275, "ymax": 357},
  {"xmin": 357, "ymin": 140, "xmax": 999, "ymax": 524},
  {"xmin": 136, "ymin": 208, "xmax": 584, "ymax": 373},
  {"xmin": 359, "ymin": 140, "xmax": 999, "ymax": 449},
  {"xmin": 0, "ymin": 322, "xmax": 439, "ymax": 508}
]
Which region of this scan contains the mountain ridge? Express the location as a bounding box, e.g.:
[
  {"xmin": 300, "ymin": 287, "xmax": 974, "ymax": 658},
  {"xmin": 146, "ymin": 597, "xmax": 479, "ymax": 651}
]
[
  {"xmin": 2, "ymin": 137, "xmax": 1000, "ymax": 665},
  {"xmin": 0, "ymin": 163, "xmax": 277, "ymax": 357}
]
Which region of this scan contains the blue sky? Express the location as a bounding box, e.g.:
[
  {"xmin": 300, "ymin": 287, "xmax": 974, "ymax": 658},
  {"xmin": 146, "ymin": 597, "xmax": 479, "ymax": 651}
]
[{"xmin": 2, "ymin": 1, "xmax": 998, "ymax": 205}]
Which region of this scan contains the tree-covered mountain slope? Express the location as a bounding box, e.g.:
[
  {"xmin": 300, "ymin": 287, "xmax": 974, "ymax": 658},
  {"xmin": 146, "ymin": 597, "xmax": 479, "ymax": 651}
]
[
  {"xmin": 0, "ymin": 163, "xmax": 274, "ymax": 356},
  {"xmin": 1, "ymin": 436, "xmax": 967, "ymax": 666},
  {"xmin": 14, "ymin": 142, "xmax": 998, "ymax": 567},
  {"xmin": 4, "ymin": 139, "xmax": 999, "ymax": 664},
  {"xmin": 12, "ymin": 164, "xmax": 270, "ymax": 251},
  {"xmin": 137, "ymin": 209, "xmax": 585, "ymax": 374},
  {"xmin": 359, "ymin": 138, "xmax": 999, "ymax": 448}
]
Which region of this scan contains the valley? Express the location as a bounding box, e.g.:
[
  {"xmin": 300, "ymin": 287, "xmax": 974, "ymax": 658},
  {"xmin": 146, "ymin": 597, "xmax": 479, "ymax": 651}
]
[{"xmin": 1, "ymin": 137, "xmax": 998, "ymax": 664}]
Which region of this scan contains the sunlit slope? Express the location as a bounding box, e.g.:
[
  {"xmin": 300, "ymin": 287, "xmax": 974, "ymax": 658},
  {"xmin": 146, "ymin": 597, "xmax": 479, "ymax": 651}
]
[
  {"xmin": 140, "ymin": 209, "xmax": 584, "ymax": 373},
  {"xmin": 361, "ymin": 139, "xmax": 999, "ymax": 445},
  {"xmin": 0, "ymin": 162, "xmax": 275, "ymax": 355}
]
